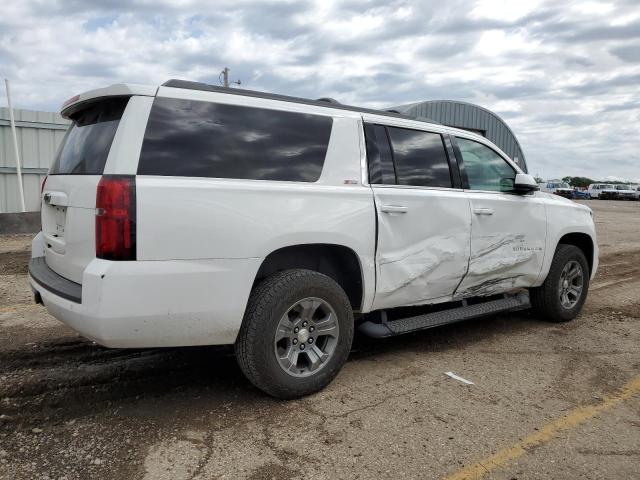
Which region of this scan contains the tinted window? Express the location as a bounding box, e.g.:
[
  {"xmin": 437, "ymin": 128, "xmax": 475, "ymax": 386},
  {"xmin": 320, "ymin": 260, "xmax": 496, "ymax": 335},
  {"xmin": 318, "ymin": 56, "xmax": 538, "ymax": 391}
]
[
  {"xmin": 364, "ymin": 123, "xmax": 395, "ymax": 184},
  {"xmin": 50, "ymin": 97, "xmax": 128, "ymax": 175},
  {"xmin": 138, "ymin": 98, "xmax": 332, "ymax": 182},
  {"xmin": 456, "ymin": 137, "xmax": 516, "ymax": 192},
  {"xmin": 387, "ymin": 127, "xmax": 452, "ymax": 188}
]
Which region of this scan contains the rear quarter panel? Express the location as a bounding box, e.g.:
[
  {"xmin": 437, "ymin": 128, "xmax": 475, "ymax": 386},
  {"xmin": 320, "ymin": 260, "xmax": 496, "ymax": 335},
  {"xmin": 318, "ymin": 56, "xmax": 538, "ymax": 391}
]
[{"xmin": 135, "ymin": 113, "xmax": 377, "ymax": 309}]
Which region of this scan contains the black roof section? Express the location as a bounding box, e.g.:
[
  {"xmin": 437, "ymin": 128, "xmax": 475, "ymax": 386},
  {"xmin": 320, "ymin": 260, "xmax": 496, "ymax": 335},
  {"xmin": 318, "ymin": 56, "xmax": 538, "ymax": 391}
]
[{"xmin": 162, "ymin": 79, "xmax": 435, "ymax": 124}]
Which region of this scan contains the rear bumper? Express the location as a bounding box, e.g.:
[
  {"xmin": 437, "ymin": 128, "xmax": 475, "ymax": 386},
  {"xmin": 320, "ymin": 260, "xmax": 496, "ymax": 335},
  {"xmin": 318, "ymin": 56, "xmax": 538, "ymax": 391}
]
[
  {"xmin": 29, "ymin": 258, "xmax": 82, "ymax": 303},
  {"xmin": 29, "ymin": 254, "xmax": 261, "ymax": 348}
]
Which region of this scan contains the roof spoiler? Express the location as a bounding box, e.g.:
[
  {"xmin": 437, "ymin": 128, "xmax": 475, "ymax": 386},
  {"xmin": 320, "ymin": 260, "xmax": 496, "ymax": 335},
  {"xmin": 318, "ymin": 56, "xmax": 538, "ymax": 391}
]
[{"xmin": 61, "ymin": 84, "xmax": 158, "ymax": 119}]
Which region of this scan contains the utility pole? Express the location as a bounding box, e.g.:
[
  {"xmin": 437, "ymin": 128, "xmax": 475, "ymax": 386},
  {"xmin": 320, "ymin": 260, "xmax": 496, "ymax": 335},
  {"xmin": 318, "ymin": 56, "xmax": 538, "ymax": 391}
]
[
  {"xmin": 4, "ymin": 79, "xmax": 26, "ymax": 212},
  {"xmin": 221, "ymin": 67, "xmax": 230, "ymax": 88},
  {"xmin": 220, "ymin": 67, "xmax": 241, "ymax": 88}
]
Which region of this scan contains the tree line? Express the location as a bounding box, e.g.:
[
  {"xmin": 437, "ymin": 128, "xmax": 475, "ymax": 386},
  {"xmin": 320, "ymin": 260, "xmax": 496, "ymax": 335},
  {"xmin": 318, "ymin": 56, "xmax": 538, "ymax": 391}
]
[{"xmin": 533, "ymin": 176, "xmax": 636, "ymax": 188}]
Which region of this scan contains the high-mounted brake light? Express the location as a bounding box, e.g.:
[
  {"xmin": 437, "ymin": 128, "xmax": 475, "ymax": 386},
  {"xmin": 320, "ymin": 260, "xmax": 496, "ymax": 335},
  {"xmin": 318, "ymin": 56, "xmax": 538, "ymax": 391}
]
[{"xmin": 95, "ymin": 175, "xmax": 136, "ymax": 261}]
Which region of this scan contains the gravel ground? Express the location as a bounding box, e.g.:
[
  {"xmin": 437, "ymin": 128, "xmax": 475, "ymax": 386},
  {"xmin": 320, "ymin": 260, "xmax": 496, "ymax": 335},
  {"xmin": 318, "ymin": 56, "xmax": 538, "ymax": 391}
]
[{"xmin": 0, "ymin": 199, "xmax": 638, "ymax": 480}]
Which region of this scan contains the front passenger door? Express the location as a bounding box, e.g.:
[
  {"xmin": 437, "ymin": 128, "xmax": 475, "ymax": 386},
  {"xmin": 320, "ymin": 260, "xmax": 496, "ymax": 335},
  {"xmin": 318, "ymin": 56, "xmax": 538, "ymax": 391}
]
[{"xmin": 453, "ymin": 136, "xmax": 547, "ymax": 299}]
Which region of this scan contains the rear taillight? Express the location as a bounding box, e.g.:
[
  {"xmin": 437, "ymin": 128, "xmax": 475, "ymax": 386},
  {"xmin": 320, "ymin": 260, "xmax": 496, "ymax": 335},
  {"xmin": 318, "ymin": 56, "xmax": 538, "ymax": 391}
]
[{"xmin": 95, "ymin": 175, "xmax": 136, "ymax": 261}]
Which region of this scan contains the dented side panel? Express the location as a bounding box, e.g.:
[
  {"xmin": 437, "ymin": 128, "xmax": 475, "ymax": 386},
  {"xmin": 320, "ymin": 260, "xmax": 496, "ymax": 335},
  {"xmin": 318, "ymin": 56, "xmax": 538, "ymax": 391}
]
[
  {"xmin": 371, "ymin": 187, "xmax": 471, "ymax": 310},
  {"xmin": 454, "ymin": 191, "xmax": 547, "ymax": 298}
]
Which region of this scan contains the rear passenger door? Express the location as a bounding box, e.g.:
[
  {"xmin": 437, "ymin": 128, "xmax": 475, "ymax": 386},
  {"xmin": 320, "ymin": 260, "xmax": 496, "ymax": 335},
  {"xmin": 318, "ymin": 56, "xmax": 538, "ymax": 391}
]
[
  {"xmin": 452, "ymin": 136, "xmax": 546, "ymax": 298},
  {"xmin": 365, "ymin": 122, "xmax": 472, "ymax": 310}
]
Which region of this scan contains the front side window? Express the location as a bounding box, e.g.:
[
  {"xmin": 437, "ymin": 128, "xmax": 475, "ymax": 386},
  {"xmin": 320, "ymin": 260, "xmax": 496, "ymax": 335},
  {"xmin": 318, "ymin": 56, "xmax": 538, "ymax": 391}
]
[
  {"xmin": 456, "ymin": 137, "xmax": 516, "ymax": 192},
  {"xmin": 138, "ymin": 98, "xmax": 333, "ymax": 182},
  {"xmin": 386, "ymin": 127, "xmax": 452, "ymax": 188}
]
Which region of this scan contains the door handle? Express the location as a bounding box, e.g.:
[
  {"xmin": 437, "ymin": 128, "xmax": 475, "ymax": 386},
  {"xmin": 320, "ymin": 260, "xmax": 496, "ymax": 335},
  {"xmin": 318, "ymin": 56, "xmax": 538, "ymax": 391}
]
[
  {"xmin": 380, "ymin": 205, "xmax": 408, "ymax": 214},
  {"xmin": 473, "ymin": 207, "xmax": 494, "ymax": 216}
]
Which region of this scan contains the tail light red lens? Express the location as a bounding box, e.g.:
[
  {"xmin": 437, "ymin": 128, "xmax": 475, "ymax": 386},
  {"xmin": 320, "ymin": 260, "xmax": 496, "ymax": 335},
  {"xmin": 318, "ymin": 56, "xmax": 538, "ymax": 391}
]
[{"xmin": 95, "ymin": 175, "xmax": 136, "ymax": 261}]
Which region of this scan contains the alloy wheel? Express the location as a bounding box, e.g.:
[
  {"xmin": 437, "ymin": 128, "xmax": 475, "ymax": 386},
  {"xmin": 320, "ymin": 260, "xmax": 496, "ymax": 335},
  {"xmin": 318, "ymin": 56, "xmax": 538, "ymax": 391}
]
[
  {"xmin": 559, "ymin": 260, "xmax": 583, "ymax": 309},
  {"xmin": 274, "ymin": 297, "xmax": 339, "ymax": 377}
]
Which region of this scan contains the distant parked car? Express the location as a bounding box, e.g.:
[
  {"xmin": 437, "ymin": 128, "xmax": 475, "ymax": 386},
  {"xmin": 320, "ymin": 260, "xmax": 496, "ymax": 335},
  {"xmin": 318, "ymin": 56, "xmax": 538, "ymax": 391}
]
[
  {"xmin": 598, "ymin": 185, "xmax": 620, "ymax": 200},
  {"xmin": 587, "ymin": 183, "xmax": 615, "ymax": 199},
  {"xmin": 541, "ymin": 181, "xmax": 574, "ymax": 198},
  {"xmin": 572, "ymin": 189, "xmax": 590, "ymax": 200},
  {"xmin": 635, "ymin": 186, "xmax": 640, "ymax": 200},
  {"xmin": 614, "ymin": 184, "xmax": 636, "ymax": 200}
]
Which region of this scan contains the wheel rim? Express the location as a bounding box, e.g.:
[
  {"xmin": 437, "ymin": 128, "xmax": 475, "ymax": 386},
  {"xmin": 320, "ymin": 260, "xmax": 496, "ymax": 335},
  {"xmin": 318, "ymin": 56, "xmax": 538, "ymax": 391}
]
[
  {"xmin": 559, "ymin": 260, "xmax": 584, "ymax": 309},
  {"xmin": 274, "ymin": 297, "xmax": 339, "ymax": 378}
]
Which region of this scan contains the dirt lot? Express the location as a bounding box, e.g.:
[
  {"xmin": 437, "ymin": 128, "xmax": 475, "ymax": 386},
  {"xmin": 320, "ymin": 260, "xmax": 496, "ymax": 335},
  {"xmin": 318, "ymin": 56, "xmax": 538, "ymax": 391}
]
[{"xmin": 1, "ymin": 200, "xmax": 638, "ymax": 480}]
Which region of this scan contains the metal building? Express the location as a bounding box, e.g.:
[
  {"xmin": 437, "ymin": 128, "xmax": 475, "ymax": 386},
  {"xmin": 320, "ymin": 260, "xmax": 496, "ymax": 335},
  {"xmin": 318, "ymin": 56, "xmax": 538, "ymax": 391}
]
[
  {"xmin": 393, "ymin": 100, "xmax": 528, "ymax": 172},
  {"xmin": 0, "ymin": 108, "xmax": 69, "ymax": 213}
]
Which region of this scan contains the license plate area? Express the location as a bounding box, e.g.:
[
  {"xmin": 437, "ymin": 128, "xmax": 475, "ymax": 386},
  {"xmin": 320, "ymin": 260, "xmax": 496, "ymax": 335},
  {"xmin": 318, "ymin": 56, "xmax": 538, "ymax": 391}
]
[
  {"xmin": 53, "ymin": 205, "xmax": 67, "ymax": 238},
  {"xmin": 42, "ymin": 203, "xmax": 67, "ymax": 240}
]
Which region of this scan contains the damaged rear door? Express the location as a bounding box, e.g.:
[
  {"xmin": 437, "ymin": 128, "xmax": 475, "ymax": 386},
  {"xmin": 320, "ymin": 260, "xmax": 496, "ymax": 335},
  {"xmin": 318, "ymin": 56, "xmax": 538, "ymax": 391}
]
[
  {"xmin": 452, "ymin": 136, "xmax": 546, "ymax": 298},
  {"xmin": 364, "ymin": 122, "xmax": 472, "ymax": 310}
]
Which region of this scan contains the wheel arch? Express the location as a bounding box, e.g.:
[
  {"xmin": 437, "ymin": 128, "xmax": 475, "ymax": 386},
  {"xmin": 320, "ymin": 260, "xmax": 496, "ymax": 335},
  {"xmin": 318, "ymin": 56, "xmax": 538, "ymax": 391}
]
[
  {"xmin": 254, "ymin": 243, "xmax": 365, "ymax": 311},
  {"xmin": 557, "ymin": 232, "xmax": 595, "ymax": 275}
]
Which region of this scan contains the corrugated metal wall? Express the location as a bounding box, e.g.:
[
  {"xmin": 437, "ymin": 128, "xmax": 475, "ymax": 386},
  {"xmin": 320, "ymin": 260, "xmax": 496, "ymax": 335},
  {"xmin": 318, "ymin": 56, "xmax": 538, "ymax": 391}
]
[
  {"xmin": 393, "ymin": 100, "xmax": 528, "ymax": 172},
  {"xmin": 0, "ymin": 108, "xmax": 70, "ymax": 213}
]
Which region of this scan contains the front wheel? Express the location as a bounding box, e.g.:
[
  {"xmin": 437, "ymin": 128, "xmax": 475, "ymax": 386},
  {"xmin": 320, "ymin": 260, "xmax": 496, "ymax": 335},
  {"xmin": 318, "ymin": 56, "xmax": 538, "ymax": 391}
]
[
  {"xmin": 530, "ymin": 244, "xmax": 590, "ymax": 322},
  {"xmin": 235, "ymin": 269, "xmax": 354, "ymax": 399}
]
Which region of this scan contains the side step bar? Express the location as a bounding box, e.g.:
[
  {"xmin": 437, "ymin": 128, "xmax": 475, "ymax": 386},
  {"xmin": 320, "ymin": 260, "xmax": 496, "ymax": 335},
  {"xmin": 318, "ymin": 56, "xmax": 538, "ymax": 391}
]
[{"xmin": 358, "ymin": 292, "xmax": 531, "ymax": 338}]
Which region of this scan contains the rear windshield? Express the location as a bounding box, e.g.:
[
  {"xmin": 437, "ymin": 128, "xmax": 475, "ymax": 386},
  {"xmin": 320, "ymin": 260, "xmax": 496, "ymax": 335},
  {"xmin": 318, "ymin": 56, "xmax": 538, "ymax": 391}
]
[
  {"xmin": 50, "ymin": 97, "xmax": 128, "ymax": 175},
  {"xmin": 137, "ymin": 98, "xmax": 333, "ymax": 182}
]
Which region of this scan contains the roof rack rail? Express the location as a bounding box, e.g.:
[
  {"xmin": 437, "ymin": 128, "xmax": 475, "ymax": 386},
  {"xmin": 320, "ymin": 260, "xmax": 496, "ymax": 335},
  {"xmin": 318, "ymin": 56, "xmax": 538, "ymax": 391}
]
[
  {"xmin": 161, "ymin": 79, "xmax": 437, "ymax": 124},
  {"xmin": 316, "ymin": 97, "xmax": 340, "ymax": 104}
]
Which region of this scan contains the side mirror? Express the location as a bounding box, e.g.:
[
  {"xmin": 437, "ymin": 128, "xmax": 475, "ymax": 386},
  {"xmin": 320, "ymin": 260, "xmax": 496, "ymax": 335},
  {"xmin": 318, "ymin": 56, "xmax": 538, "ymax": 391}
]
[{"xmin": 513, "ymin": 173, "xmax": 539, "ymax": 194}]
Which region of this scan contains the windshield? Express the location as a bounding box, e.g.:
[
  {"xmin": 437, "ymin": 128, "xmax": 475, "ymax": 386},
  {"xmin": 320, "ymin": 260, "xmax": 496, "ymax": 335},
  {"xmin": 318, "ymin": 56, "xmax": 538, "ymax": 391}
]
[
  {"xmin": 551, "ymin": 182, "xmax": 570, "ymax": 188},
  {"xmin": 615, "ymin": 185, "xmax": 629, "ymax": 190}
]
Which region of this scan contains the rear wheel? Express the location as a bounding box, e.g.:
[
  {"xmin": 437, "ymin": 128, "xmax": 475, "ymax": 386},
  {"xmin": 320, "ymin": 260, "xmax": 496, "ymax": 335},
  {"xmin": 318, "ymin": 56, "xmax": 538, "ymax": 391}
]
[
  {"xmin": 235, "ymin": 269, "xmax": 354, "ymax": 399},
  {"xmin": 530, "ymin": 244, "xmax": 590, "ymax": 322}
]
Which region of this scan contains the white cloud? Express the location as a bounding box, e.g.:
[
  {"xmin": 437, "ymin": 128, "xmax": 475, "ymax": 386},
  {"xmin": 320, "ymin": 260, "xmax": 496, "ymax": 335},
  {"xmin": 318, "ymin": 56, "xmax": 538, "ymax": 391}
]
[{"xmin": 0, "ymin": 0, "xmax": 638, "ymax": 181}]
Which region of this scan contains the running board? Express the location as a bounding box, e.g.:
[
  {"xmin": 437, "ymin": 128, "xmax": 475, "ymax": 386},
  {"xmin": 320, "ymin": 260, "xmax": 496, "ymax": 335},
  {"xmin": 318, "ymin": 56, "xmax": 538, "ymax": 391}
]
[{"xmin": 358, "ymin": 292, "xmax": 530, "ymax": 338}]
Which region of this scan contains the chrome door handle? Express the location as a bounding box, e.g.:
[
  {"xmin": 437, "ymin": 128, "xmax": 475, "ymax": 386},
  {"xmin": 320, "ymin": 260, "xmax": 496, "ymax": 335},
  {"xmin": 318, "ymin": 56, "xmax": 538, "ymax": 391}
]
[
  {"xmin": 473, "ymin": 207, "xmax": 494, "ymax": 215},
  {"xmin": 380, "ymin": 205, "xmax": 408, "ymax": 214}
]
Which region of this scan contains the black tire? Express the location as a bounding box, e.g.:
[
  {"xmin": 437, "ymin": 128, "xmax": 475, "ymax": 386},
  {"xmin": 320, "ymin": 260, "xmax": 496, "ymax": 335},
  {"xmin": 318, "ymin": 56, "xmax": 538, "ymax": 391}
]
[
  {"xmin": 235, "ymin": 269, "xmax": 354, "ymax": 399},
  {"xmin": 530, "ymin": 244, "xmax": 590, "ymax": 322}
]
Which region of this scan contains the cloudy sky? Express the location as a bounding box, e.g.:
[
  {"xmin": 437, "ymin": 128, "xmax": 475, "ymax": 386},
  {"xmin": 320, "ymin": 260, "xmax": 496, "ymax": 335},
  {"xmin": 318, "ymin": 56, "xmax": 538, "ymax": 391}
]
[{"xmin": 1, "ymin": 0, "xmax": 639, "ymax": 181}]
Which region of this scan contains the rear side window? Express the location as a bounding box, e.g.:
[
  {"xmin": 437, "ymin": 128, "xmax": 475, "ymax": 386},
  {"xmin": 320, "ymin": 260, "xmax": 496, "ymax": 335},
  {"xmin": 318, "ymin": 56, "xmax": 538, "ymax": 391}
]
[
  {"xmin": 386, "ymin": 127, "xmax": 452, "ymax": 188},
  {"xmin": 138, "ymin": 98, "xmax": 333, "ymax": 182},
  {"xmin": 50, "ymin": 97, "xmax": 128, "ymax": 175},
  {"xmin": 364, "ymin": 123, "xmax": 395, "ymax": 184}
]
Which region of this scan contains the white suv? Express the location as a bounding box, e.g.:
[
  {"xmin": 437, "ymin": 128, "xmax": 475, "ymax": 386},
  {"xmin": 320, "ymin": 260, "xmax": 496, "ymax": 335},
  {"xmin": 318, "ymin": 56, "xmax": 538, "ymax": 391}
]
[
  {"xmin": 29, "ymin": 80, "xmax": 598, "ymax": 398},
  {"xmin": 587, "ymin": 183, "xmax": 615, "ymax": 199},
  {"xmin": 540, "ymin": 180, "xmax": 574, "ymax": 198}
]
